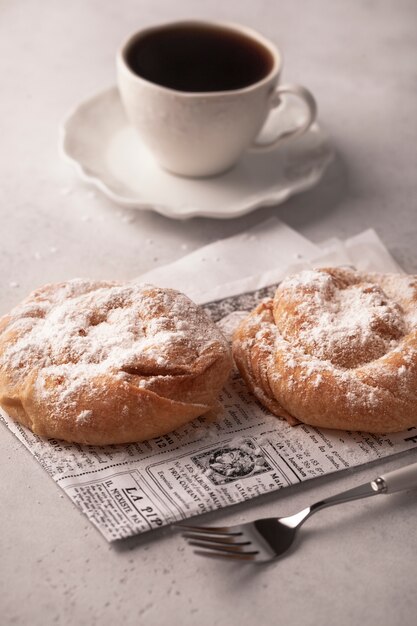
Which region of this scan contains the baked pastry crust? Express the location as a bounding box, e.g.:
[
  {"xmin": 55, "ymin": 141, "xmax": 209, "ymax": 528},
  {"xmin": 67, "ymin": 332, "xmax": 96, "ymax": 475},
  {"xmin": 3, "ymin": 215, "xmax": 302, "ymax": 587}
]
[
  {"xmin": 233, "ymin": 267, "xmax": 417, "ymax": 433},
  {"xmin": 0, "ymin": 280, "xmax": 232, "ymax": 444}
]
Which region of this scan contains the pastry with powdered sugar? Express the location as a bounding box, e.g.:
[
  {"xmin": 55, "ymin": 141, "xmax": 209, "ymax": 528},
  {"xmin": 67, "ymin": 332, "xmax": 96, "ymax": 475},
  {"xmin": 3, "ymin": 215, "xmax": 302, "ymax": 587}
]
[
  {"xmin": 233, "ymin": 267, "xmax": 417, "ymax": 433},
  {"xmin": 0, "ymin": 280, "xmax": 232, "ymax": 445}
]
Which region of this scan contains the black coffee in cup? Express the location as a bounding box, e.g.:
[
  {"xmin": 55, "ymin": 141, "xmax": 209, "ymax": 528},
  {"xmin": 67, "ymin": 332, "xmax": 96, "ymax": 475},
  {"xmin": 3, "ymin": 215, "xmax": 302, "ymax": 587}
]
[{"xmin": 124, "ymin": 23, "xmax": 274, "ymax": 92}]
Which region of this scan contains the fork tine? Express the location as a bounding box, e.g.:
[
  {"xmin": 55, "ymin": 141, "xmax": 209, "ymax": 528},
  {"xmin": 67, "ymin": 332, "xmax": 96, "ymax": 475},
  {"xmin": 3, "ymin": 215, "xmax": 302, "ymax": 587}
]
[
  {"xmin": 187, "ymin": 540, "xmax": 258, "ymax": 556},
  {"xmin": 182, "ymin": 532, "xmax": 250, "ymax": 546},
  {"xmin": 193, "ymin": 549, "xmax": 258, "ymax": 562},
  {"xmin": 175, "ymin": 523, "xmax": 242, "ymax": 536}
]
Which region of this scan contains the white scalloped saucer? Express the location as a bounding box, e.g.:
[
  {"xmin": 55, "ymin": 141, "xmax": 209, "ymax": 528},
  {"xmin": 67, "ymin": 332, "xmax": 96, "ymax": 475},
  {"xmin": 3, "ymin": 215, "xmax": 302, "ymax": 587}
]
[{"xmin": 61, "ymin": 87, "xmax": 333, "ymax": 220}]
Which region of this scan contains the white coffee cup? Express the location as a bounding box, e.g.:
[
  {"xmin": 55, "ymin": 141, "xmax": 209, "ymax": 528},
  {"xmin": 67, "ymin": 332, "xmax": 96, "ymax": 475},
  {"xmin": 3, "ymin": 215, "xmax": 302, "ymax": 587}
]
[{"xmin": 117, "ymin": 21, "xmax": 317, "ymax": 178}]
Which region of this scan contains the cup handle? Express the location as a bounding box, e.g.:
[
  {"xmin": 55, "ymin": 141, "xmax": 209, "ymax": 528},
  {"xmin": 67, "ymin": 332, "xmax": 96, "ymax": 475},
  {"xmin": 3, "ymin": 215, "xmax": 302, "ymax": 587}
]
[{"xmin": 251, "ymin": 83, "xmax": 317, "ymax": 151}]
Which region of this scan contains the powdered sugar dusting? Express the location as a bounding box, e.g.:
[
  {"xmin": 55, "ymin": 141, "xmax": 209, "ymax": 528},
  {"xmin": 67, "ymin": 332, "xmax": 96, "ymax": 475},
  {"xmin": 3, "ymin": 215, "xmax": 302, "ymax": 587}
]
[
  {"xmin": 277, "ymin": 269, "xmax": 409, "ymax": 368},
  {"xmin": 235, "ymin": 268, "xmax": 417, "ymax": 421},
  {"xmin": 0, "ymin": 280, "xmax": 229, "ymax": 417},
  {"xmin": 77, "ymin": 409, "xmax": 92, "ymax": 423}
]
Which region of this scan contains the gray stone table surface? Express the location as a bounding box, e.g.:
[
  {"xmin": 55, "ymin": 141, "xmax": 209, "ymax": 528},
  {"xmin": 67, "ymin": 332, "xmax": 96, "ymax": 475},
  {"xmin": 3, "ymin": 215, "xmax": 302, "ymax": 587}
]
[{"xmin": 1, "ymin": 1, "xmax": 417, "ymax": 625}]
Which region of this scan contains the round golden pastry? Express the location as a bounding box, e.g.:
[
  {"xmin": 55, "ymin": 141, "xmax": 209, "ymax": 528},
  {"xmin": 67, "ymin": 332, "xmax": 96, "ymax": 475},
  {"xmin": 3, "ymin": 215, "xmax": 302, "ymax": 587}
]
[
  {"xmin": 232, "ymin": 267, "xmax": 417, "ymax": 433},
  {"xmin": 0, "ymin": 280, "xmax": 232, "ymax": 444}
]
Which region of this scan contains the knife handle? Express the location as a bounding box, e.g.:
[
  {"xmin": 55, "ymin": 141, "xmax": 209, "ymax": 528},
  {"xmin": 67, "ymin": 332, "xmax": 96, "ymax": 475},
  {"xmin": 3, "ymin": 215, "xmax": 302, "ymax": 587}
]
[{"xmin": 376, "ymin": 460, "xmax": 417, "ymax": 494}]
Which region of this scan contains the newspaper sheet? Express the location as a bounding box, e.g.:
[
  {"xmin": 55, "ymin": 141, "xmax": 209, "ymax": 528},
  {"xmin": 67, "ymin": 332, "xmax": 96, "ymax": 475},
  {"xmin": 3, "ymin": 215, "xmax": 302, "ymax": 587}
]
[{"xmin": 1, "ymin": 271, "xmax": 417, "ymax": 541}]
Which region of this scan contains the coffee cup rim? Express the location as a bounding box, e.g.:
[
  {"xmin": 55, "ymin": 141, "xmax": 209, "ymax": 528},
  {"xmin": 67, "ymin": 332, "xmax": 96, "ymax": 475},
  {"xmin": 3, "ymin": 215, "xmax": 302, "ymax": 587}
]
[{"xmin": 117, "ymin": 20, "xmax": 282, "ymax": 97}]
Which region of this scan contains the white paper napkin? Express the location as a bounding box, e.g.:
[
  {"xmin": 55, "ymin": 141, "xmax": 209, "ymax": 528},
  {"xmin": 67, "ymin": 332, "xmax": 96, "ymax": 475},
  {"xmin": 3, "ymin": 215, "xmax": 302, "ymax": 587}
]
[
  {"xmin": 138, "ymin": 217, "xmax": 320, "ymax": 296},
  {"xmin": 138, "ymin": 219, "xmax": 402, "ymax": 304}
]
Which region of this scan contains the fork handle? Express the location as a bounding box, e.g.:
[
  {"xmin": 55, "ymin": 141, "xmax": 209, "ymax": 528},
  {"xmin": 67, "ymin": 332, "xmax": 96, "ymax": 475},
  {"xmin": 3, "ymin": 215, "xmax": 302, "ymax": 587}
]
[
  {"xmin": 377, "ymin": 460, "xmax": 417, "ymax": 493},
  {"xmin": 293, "ymin": 459, "xmax": 417, "ymax": 527}
]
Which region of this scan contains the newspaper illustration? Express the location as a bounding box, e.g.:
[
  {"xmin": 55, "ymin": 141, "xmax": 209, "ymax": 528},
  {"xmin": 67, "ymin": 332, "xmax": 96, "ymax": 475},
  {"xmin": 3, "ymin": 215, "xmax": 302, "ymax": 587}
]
[{"xmin": 1, "ymin": 284, "xmax": 417, "ymax": 542}]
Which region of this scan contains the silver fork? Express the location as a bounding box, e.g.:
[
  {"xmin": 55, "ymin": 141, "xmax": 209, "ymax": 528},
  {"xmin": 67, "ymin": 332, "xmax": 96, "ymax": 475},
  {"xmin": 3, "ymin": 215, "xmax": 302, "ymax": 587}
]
[{"xmin": 179, "ymin": 460, "xmax": 417, "ymax": 563}]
